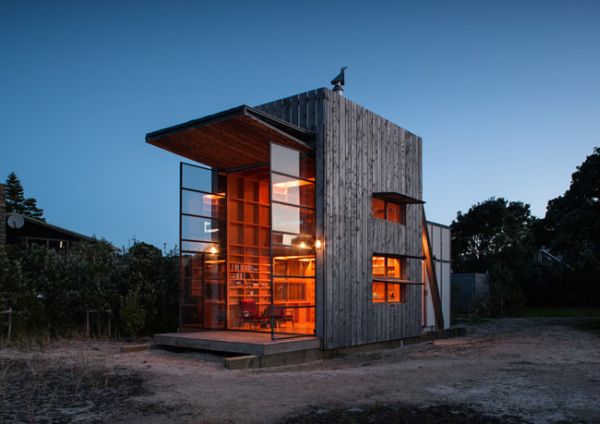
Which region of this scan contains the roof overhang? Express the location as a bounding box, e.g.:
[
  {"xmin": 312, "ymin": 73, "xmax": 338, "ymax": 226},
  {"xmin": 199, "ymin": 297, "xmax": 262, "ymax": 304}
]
[
  {"xmin": 374, "ymin": 192, "xmax": 425, "ymax": 204},
  {"xmin": 146, "ymin": 105, "xmax": 315, "ymax": 170}
]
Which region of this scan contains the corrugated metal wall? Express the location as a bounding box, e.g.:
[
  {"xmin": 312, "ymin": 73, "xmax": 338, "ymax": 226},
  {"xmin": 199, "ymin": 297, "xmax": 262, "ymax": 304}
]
[{"xmin": 424, "ymin": 222, "xmax": 451, "ymax": 329}]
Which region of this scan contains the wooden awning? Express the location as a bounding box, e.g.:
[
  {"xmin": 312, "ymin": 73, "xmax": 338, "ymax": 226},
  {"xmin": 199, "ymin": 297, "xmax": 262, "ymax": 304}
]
[
  {"xmin": 146, "ymin": 106, "xmax": 315, "ymax": 170},
  {"xmin": 373, "ymin": 192, "xmax": 425, "ymax": 204}
]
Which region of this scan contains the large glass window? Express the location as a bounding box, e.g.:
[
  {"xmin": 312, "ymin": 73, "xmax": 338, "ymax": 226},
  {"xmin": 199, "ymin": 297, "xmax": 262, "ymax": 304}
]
[
  {"xmin": 180, "ymin": 163, "xmax": 227, "ymax": 329},
  {"xmin": 182, "ymin": 165, "xmax": 226, "ymax": 194},
  {"xmin": 272, "ymin": 204, "xmax": 315, "ymax": 237},
  {"xmin": 270, "ymin": 143, "xmax": 316, "ymax": 335},
  {"xmin": 182, "ymin": 190, "xmax": 225, "ymax": 219},
  {"xmin": 271, "ymin": 143, "xmax": 315, "ymax": 181},
  {"xmin": 181, "ymin": 215, "xmax": 223, "ymax": 242},
  {"xmin": 271, "ymin": 173, "xmax": 315, "ymax": 207}
]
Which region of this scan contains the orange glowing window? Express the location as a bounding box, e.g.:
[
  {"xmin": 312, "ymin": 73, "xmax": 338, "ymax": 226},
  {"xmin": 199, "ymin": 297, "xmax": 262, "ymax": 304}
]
[
  {"xmin": 372, "ymin": 196, "xmax": 405, "ymax": 224},
  {"xmin": 372, "ymin": 255, "xmax": 407, "ymax": 304},
  {"xmin": 387, "ymin": 283, "xmax": 402, "ymax": 303},
  {"xmin": 372, "ymin": 197, "xmax": 386, "ymax": 219},
  {"xmin": 386, "ymin": 202, "xmax": 403, "ymax": 223},
  {"xmin": 372, "ymin": 282, "xmax": 386, "ymax": 303}
]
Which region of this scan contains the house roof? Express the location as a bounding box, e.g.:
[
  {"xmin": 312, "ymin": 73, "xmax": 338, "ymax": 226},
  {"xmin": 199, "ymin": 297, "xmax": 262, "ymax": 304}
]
[
  {"xmin": 20, "ymin": 215, "xmax": 95, "ymax": 242},
  {"xmin": 146, "ymin": 105, "xmax": 315, "ymax": 170}
]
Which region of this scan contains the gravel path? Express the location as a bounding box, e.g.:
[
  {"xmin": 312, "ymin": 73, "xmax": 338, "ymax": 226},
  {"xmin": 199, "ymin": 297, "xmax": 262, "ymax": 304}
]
[{"xmin": 1, "ymin": 317, "xmax": 599, "ymax": 423}]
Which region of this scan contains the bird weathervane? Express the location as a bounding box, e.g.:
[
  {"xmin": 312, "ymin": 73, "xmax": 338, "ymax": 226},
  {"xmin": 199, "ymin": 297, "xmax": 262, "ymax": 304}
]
[{"xmin": 331, "ymin": 66, "xmax": 347, "ymax": 95}]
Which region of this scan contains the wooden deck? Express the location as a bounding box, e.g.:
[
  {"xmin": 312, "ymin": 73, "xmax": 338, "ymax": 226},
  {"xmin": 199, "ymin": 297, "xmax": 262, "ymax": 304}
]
[{"xmin": 153, "ymin": 331, "xmax": 321, "ymax": 356}]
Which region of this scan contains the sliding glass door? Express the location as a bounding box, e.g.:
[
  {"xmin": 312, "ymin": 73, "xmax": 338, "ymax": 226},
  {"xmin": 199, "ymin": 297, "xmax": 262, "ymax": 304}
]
[
  {"xmin": 270, "ymin": 143, "xmax": 316, "ymax": 335},
  {"xmin": 179, "ymin": 143, "xmax": 316, "ymax": 336},
  {"xmin": 179, "ymin": 163, "xmax": 227, "ymax": 330}
]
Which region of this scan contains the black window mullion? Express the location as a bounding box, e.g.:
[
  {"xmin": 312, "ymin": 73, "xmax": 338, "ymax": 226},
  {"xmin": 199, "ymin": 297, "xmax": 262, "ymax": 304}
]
[
  {"xmin": 272, "ymin": 199, "xmax": 316, "ymax": 211},
  {"xmin": 270, "ymin": 170, "xmax": 316, "ymax": 186},
  {"xmin": 181, "ymin": 212, "xmax": 226, "ymax": 221},
  {"xmin": 181, "ymin": 187, "xmax": 226, "ymax": 197}
]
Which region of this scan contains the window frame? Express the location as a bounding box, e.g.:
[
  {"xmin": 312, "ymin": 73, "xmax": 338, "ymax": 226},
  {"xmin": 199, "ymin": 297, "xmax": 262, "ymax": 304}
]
[
  {"xmin": 371, "ymin": 254, "xmax": 409, "ymax": 304},
  {"xmin": 371, "ymin": 196, "xmax": 406, "ymax": 224}
]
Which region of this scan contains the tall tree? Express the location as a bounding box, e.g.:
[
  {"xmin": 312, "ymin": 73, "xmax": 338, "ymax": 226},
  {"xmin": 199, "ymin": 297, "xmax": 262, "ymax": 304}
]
[
  {"xmin": 451, "ymin": 197, "xmax": 535, "ymax": 314},
  {"xmin": 24, "ymin": 198, "xmax": 45, "ymax": 222},
  {"xmin": 4, "ymin": 172, "xmax": 45, "ymax": 221},
  {"xmin": 451, "ymin": 197, "xmax": 535, "ymax": 273},
  {"xmin": 5, "ymin": 172, "xmax": 26, "ymax": 214},
  {"xmin": 540, "ymin": 147, "xmax": 600, "ymax": 268}
]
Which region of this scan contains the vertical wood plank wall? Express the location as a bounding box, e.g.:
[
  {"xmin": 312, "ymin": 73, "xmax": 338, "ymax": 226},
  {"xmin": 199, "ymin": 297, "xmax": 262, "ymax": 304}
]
[{"xmin": 257, "ymin": 88, "xmax": 423, "ymax": 349}]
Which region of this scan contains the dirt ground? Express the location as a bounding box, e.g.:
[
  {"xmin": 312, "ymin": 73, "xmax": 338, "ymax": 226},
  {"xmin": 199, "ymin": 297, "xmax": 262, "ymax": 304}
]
[{"xmin": 1, "ymin": 317, "xmax": 599, "ymax": 423}]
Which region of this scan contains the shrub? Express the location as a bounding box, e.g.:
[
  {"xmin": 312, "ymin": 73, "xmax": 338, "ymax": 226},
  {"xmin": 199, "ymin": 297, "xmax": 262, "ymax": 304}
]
[
  {"xmin": 0, "ymin": 240, "xmax": 178, "ymax": 339},
  {"xmin": 119, "ymin": 291, "xmax": 146, "ymax": 337}
]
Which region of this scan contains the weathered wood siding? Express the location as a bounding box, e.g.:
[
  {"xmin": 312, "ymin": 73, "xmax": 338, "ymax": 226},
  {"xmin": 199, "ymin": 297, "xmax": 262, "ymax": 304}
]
[{"xmin": 257, "ymin": 88, "xmax": 423, "ymax": 349}]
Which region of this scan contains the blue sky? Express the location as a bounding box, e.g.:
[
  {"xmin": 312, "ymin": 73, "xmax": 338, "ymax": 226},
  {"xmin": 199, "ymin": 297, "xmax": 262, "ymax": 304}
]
[{"xmin": 1, "ymin": 0, "xmax": 599, "ymax": 249}]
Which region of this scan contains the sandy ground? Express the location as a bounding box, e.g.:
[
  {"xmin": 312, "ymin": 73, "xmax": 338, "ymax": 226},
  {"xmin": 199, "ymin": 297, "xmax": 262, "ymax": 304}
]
[{"xmin": 1, "ymin": 317, "xmax": 599, "ymax": 423}]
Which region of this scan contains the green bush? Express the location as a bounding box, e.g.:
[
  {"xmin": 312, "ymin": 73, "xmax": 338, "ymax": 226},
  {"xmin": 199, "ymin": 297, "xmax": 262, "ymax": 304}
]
[
  {"xmin": 0, "ymin": 240, "xmax": 178, "ymax": 339},
  {"xmin": 119, "ymin": 290, "xmax": 146, "ymax": 337}
]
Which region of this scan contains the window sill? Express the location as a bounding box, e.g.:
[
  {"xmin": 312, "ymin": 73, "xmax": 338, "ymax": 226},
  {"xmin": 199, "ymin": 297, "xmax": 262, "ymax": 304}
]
[{"xmin": 372, "ymin": 278, "xmax": 422, "ymax": 285}]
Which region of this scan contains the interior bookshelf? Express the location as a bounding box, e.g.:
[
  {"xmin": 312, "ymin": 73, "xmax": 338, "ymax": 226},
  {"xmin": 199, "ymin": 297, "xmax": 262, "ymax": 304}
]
[{"xmin": 226, "ymin": 170, "xmax": 272, "ymax": 328}]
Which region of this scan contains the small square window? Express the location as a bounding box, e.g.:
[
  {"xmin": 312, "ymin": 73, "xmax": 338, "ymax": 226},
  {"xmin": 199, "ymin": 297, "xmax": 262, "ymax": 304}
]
[
  {"xmin": 372, "ymin": 255, "xmax": 408, "ymax": 304},
  {"xmin": 372, "ymin": 197, "xmax": 385, "ymax": 219},
  {"xmin": 372, "ymin": 196, "xmax": 406, "ymax": 224}
]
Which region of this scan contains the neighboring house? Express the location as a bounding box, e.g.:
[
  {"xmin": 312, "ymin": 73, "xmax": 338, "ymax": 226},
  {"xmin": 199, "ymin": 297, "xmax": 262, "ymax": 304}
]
[
  {"xmin": 535, "ymin": 248, "xmax": 567, "ymax": 267},
  {"xmin": 5, "ymin": 214, "xmax": 94, "ymax": 252},
  {"xmin": 0, "ymin": 185, "xmax": 93, "ymax": 252},
  {"xmin": 147, "ymin": 85, "xmax": 451, "ymax": 351}
]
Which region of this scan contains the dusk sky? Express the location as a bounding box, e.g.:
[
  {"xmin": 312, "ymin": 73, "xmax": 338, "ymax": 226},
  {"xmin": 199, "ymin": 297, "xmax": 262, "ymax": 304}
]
[{"xmin": 1, "ymin": 0, "xmax": 599, "ymax": 250}]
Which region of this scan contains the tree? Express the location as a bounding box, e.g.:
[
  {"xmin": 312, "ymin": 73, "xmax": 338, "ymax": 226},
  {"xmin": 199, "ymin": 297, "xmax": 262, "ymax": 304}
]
[
  {"xmin": 5, "ymin": 172, "xmax": 26, "ymax": 214},
  {"xmin": 451, "ymin": 197, "xmax": 535, "ymax": 273},
  {"xmin": 451, "ymin": 197, "xmax": 535, "ymax": 314},
  {"xmin": 23, "ymin": 198, "xmax": 45, "ymax": 222},
  {"xmin": 535, "ymin": 147, "xmax": 600, "ymax": 307},
  {"xmin": 4, "ymin": 172, "xmax": 45, "ymax": 221},
  {"xmin": 540, "ymin": 147, "xmax": 600, "ymax": 267}
]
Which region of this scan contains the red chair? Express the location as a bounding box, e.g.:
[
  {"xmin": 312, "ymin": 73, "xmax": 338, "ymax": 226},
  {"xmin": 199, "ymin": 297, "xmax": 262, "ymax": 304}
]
[
  {"xmin": 266, "ymin": 305, "xmax": 294, "ymax": 328},
  {"xmin": 240, "ymin": 300, "xmax": 267, "ymax": 329}
]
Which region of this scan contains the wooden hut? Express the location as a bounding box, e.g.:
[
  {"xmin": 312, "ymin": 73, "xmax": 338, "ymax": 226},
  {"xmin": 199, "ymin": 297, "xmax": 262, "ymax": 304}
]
[{"xmin": 147, "ymin": 87, "xmax": 450, "ymax": 351}]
